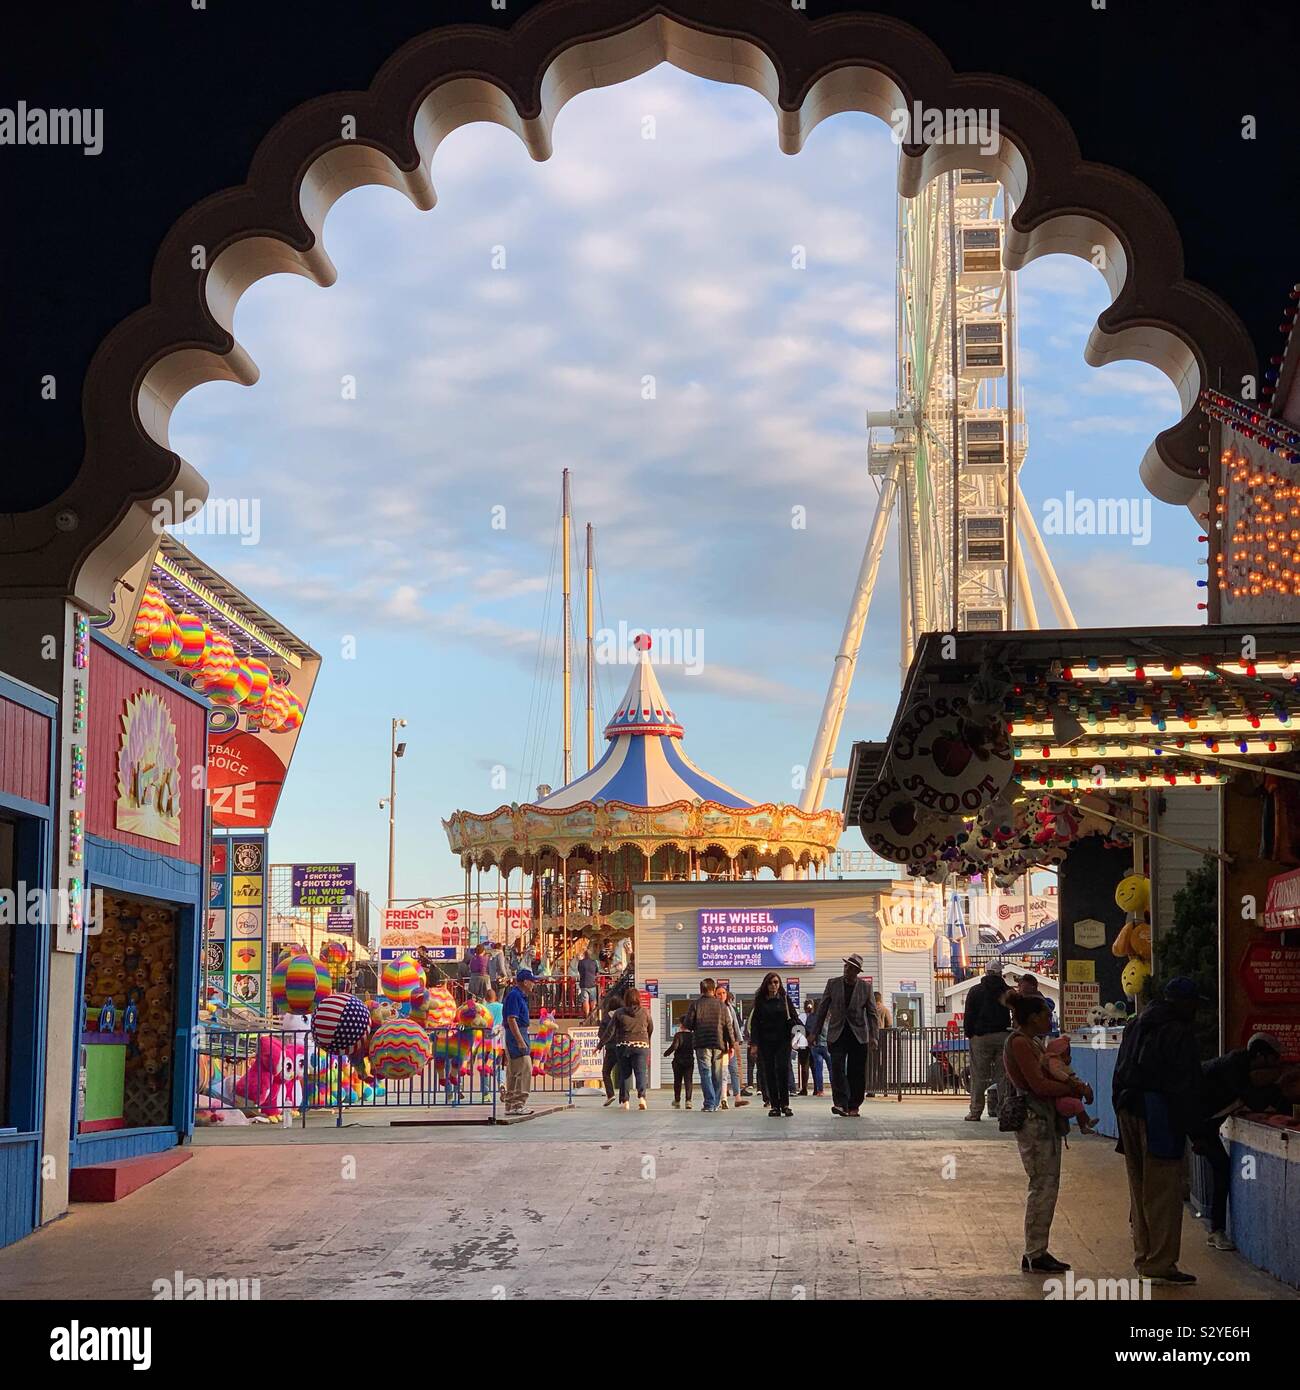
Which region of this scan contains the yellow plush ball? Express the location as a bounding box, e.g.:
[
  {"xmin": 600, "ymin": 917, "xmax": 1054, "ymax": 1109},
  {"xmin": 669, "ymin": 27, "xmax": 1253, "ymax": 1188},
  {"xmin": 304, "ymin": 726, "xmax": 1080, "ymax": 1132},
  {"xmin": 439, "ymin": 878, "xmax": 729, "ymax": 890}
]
[
  {"xmin": 1121, "ymin": 958, "xmax": 1151, "ymax": 999},
  {"xmin": 1114, "ymin": 873, "xmax": 1150, "ymax": 915}
]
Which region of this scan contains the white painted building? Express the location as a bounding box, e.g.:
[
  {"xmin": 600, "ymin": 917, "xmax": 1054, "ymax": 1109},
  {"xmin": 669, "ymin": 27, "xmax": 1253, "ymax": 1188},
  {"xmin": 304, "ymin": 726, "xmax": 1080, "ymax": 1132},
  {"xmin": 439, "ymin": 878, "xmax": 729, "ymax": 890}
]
[{"xmin": 633, "ymin": 877, "xmax": 938, "ymax": 1088}]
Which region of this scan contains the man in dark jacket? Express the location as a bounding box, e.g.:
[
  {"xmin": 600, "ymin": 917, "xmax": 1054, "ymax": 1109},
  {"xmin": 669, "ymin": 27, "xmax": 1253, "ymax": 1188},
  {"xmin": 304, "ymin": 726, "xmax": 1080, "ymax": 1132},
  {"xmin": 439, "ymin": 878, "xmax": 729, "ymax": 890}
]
[
  {"xmin": 1190, "ymin": 1033, "xmax": 1284, "ymax": 1250},
  {"xmin": 1112, "ymin": 977, "xmax": 1206, "ymax": 1285},
  {"xmin": 682, "ymin": 978, "xmax": 738, "ymax": 1113},
  {"xmin": 809, "ymin": 953, "xmax": 879, "ymax": 1117},
  {"xmin": 963, "ymin": 960, "xmax": 1012, "ymax": 1121}
]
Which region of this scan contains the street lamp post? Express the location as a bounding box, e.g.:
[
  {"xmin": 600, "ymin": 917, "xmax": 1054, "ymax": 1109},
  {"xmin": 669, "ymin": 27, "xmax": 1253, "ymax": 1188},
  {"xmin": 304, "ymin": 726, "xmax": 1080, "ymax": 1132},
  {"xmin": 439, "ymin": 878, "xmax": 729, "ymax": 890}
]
[{"xmin": 380, "ymin": 718, "xmax": 407, "ymax": 910}]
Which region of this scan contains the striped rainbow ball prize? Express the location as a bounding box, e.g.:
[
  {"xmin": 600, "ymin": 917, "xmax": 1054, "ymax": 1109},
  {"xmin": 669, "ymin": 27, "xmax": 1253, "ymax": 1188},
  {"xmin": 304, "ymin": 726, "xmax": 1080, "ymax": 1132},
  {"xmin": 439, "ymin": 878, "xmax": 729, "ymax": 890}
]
[
  {"xmin": 172, "ymin": 613, "xmax": 209, "ymax": 668},
  {"xmin": 381, "ymin": 954, "xmax": 422, "ymax": 1004},
  {"xmin": 545, "ymin": 1031, "xmax": 576, "ymax": 1077},
  {"xmin": 425, "ymin": 986, "xmax": 458, "ymax": 1029},
  {"xmin": 311, "ymin": 993, "xmax": 370, "ymax": 1054},
  {"xmin": 270, "ymin": 951, "xmax": 320, "ymax": 1012},
  {"xmin": 369, "ymin": 1020, "xmax": 433, "ymax": 1080}
]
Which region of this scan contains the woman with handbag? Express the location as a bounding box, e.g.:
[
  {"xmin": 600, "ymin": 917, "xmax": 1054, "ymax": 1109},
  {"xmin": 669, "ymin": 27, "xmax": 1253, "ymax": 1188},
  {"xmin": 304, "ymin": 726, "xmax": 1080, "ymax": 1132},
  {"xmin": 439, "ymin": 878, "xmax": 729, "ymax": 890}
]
[
  {"xmin": 1003, "ymin": 993, "xmax": 1090, "ymax": 1273},
  {"xmin": 749, "ymin": 972, "xmax": 801, "ymax": 1117}
]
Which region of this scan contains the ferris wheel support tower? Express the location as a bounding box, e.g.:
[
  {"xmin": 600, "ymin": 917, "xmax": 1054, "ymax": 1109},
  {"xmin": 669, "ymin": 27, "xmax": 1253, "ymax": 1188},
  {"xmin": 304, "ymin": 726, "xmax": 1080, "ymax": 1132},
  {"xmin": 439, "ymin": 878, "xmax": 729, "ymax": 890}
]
[{"xmin": 801, "ymin": 168, "xmax": 1076, "ymax": 816}]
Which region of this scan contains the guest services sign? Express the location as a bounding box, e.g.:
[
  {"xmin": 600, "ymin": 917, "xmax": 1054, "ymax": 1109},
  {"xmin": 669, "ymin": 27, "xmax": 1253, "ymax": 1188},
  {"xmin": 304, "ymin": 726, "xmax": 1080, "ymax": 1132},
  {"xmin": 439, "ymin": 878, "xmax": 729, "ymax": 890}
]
[{"xmin": 699, "ymin": 908, "xmax": 815, "ymax": 970}]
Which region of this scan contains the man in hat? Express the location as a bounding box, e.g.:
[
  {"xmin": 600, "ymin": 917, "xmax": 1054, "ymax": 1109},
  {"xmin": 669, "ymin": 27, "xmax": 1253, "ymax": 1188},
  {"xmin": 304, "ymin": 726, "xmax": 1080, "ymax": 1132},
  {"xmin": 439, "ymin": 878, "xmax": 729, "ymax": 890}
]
[
  {"xmin": 1112, "ymin": 976, "xmax": 1206, "ymax": 1285},
  {"xmin": 809, "ymin": 953, "xmax": 879, "ymax": 1117},
  {"xmin": 501, "ymin": 968, "xmax": 536, "ymax": 1117},
  {"xmin": 964, "ymin": 958, "xmax": 1013, "ymax": 1121}
]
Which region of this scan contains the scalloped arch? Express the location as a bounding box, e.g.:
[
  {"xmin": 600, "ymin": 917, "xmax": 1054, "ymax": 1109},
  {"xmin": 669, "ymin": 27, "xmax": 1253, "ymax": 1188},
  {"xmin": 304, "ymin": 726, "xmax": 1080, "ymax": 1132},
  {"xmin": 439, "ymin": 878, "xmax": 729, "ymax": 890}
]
[{"xmin": 14, "ymin": 0, "xmax": 1253, "ymax": 609}]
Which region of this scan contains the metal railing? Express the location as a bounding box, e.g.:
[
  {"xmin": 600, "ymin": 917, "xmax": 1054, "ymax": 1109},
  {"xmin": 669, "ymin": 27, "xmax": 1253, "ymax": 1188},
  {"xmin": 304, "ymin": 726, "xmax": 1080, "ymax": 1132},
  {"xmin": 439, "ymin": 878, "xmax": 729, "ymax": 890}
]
[
  {"xmin": 878, "ymin": 1027, "xmax": 973, "ymax": 1098},
  {"xmin": 195, "ymin": 1024, "xmax": 576, "ymax": 1127}
]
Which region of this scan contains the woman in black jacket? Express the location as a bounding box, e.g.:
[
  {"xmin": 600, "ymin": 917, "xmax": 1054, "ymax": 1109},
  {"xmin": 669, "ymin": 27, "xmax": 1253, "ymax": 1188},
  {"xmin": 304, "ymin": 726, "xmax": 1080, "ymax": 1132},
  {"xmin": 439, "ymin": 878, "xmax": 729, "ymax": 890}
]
[
  {"xmin": 610, "ymin": 987, "xmax": 655, "ymax": 1110},
  {"xmin": 750, "ymin": 973, "xmax": 800, "ymax": 1117}
]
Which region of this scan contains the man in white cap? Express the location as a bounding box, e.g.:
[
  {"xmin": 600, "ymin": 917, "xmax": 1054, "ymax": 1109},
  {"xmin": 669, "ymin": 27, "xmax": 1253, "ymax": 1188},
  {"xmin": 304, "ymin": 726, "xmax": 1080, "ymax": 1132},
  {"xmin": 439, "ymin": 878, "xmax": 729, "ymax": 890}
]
[
  {"xmin": 809, "ymin": 952, "xmax": 878, "ymax": 1117},
  {"xmin": 964, "ymin": 957, "xmax": 1012, "ymax": 1121}
]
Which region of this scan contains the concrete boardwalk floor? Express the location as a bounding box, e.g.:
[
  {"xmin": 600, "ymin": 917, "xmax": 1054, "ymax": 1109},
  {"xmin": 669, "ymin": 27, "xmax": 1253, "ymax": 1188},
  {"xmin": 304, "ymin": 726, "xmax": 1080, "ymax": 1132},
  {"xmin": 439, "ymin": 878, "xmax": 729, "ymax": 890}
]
[{"xmin": 1, "ymin": 1094, "xmax": 1292, "ymax": 1300}]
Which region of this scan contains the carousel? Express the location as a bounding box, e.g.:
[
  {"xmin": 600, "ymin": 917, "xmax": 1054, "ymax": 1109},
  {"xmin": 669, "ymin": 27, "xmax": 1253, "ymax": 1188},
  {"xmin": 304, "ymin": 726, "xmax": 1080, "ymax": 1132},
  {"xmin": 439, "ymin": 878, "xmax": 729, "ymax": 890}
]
[{"xmin": 442, "ymin": 634, "xmax": 841, "ymax": 972}]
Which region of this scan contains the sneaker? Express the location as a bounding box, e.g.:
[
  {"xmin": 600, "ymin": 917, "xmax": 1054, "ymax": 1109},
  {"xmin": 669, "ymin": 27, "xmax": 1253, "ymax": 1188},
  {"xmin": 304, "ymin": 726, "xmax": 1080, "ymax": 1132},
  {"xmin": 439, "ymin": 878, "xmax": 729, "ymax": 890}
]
[
  {"xmin": 844, "ymin": 1109, "xmax": 861, "ymax": 1118},
  {"xmin": 739, "ymin": 1089, "xmax": 754, "ymax": 1097},
  {"xmin": 638, "ymin": 1097, "xmax": 647, "ymax": 1111},
  {"xmin": 734, "ymin": 1099, "xmax": 750, "ymax": 1108},
  {"xmin": 719, "ymin": 1099, "xmax": 729, "ymax": 1110},
  {"xmin": 603, "ymin": 1096, "xmax": 616, "ymax": 1107},
  {"xmin": 672, "ymin": 1100, "xmax": 680, "ymax": 1109},
  {"xmin": 1207, "ymin": 1231, "xmax": 1236, "ymax": 1251},
  {"xmin": 620, "ymin": 1100, "xmax": 630, "ymax": 1110},
  {"xmin": 1147, "ymin": 1269, "xmax": 1197, "ymax": 1285},
  {"xmin": 768, "ymin": 1108, "xmax": 782, "ymax": 1117},
  {"xmin": 964, "ymin": 1114, "xmax": 982, "ymax": 1122},
  {"xmin": 798, "ymin": 1089, "xmax": 809, "ymax": 1096},
  {"xmin": 1021, "ymin": 1253, "xmax": 1070, "ymax": 1273},
  {"xmin": 813, "ymin": 1090, "xmax": 825, "ymax": 1097},
  {"xmin": 781, "ymin": 1107, "xmax": 793, "ymax": 1117},
  {"xmin": 831, "ymin": 1106, "xmax": 844, "ymax": 1117},
  {"xmin": 685, "ymin": 1101, "xmax": 692, "ymax": 1109}
]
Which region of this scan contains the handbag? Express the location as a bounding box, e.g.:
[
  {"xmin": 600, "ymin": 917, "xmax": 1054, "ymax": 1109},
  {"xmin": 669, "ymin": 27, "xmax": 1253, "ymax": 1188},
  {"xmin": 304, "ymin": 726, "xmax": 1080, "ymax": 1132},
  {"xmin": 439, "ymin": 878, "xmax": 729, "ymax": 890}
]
[{"xmin": 791, "ymin": 1024, "xmax": 809, "ymax": 1051}]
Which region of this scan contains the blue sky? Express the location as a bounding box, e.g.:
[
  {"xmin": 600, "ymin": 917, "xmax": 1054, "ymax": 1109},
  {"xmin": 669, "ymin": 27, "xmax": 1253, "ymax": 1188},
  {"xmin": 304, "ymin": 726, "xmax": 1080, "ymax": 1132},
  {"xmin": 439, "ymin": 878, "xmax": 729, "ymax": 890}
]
[{"xmin": 169, "ymin": 67, "xmax": 1198, "ymax": 902}]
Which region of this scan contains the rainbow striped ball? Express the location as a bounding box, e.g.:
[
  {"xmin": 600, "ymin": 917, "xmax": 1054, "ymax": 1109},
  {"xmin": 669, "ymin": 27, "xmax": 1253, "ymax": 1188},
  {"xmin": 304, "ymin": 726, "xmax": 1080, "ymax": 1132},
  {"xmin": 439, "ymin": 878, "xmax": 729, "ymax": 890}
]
[
  {"xmin": 172, "ymin": 613, "xmax": 209, "ymax": 668},
  {"xmin": 311, "ymin": 993, "xmax": 370, "ymax": 1053},
  {"xmin": 381, "ymin": 954, "xmax": 422, "ymax": 1004},
  {"xmin": 425, "ymin": 987, "xmax": 457, "ymax": 1029},
  {"xmin": 271, "ymin": 951, "xmax": 319, "ymax": 1012},
  {"xmin": 545, "ymin": 1032, "xmax": 576, "ymax": 1077},
  {"xmin": 369, "ymin": 1020, "xmax": 433, "ymax": 1081}
]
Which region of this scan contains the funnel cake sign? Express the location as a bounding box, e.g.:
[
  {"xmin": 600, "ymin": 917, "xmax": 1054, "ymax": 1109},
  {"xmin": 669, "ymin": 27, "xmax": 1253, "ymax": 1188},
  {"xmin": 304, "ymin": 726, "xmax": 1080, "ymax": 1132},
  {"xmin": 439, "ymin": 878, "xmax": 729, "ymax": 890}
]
[{"xmin": 115, "ymin": 689, "xmax": 182, "ymax": 845}]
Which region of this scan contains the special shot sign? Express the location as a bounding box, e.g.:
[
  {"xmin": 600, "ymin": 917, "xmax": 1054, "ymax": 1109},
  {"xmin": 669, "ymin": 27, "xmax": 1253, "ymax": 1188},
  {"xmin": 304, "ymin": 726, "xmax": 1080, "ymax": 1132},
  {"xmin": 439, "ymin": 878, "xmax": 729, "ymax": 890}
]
[{"xmin": 699, "ymin": 907, "xmax": 815, "ymax": 970}]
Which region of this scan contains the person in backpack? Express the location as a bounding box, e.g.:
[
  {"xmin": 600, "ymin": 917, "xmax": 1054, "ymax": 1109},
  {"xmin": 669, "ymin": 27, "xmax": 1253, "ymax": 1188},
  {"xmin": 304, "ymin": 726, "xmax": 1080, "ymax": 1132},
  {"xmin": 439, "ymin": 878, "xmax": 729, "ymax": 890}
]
[
  {"xmin": 964, "ymin": 959, "xmax": 1013, "ymax": 1121},
  {"xmin": 609, "ymin": 987, "xmax": 654, "ymax": 1110},
  {"xmin": 1005, "ymin": 992, "xmax": 1089, "ymax": 1273},
  {"xmin": 1112, "ymin": 976, "xmax": 1207, "ymax": 1285}
]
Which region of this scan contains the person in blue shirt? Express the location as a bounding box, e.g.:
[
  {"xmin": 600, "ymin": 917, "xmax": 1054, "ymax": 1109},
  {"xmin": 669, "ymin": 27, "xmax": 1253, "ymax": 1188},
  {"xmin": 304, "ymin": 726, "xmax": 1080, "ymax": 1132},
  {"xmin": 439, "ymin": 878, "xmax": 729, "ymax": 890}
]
[{"xmin": 502, "ymin": 969, "xmax": 535, "ymax": 1116}]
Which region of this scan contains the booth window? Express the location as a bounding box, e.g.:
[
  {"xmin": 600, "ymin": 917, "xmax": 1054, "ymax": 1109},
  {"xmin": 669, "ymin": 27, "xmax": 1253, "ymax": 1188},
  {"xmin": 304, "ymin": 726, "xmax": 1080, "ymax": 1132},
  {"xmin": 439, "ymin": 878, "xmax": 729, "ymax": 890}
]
[{"xmin": 79, "ymin": 892, "xmax": 179, "ymax": 1133}]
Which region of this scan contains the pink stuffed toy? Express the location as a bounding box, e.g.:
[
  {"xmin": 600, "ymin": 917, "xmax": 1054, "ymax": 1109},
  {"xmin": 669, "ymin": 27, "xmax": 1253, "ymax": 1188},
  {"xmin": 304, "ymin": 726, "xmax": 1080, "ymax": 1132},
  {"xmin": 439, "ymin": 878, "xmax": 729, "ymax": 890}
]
[{"xmin": 232, "ymin": 1034, "xmax": 307, "ymax": 1118}]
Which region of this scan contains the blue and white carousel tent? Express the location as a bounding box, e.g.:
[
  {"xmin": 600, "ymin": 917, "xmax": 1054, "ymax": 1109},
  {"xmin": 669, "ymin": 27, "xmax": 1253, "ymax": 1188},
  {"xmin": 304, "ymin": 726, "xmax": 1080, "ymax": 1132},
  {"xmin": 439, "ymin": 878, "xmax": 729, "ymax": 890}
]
[{"xmin": 538, "ymin": 647, "xmax": 755, "ymax": 810}]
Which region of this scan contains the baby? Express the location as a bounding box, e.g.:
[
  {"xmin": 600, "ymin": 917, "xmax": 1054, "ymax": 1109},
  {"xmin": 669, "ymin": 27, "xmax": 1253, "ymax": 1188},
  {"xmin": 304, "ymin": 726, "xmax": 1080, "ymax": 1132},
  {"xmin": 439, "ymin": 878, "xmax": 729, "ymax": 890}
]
[{"xmin": 1045, "ymin": 1035, "xmax": 1097, "ymax": 1133}]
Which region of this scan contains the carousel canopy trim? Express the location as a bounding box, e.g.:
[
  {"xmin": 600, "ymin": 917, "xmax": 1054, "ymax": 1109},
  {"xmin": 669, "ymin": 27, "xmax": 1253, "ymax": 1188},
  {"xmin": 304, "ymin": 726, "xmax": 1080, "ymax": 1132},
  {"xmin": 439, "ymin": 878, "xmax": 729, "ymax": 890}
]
[{"xmin": 445, "ymin": 637, "xmax": 838, "ymax": 869}]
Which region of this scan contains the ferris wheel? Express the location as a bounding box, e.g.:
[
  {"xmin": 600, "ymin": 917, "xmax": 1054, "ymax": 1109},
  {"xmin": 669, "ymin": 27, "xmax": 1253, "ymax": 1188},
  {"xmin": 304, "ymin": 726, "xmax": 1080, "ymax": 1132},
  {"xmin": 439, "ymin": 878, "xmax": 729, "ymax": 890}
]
[{"xmin": 800, "ymin": 165, "xmax": 1076, "ymax": 816}]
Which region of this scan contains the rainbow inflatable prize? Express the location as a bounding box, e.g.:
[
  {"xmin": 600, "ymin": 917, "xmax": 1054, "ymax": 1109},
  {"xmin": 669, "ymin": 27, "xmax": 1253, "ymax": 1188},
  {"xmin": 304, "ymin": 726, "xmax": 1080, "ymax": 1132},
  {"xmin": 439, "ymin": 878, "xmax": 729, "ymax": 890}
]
[
  {"xmin": 369, "ymin": 1020, "xmax": 433, "ymax": 1081},
  {"xmin": 381, "ymin": 953, "xmax": 422, "ymax": 1004}
]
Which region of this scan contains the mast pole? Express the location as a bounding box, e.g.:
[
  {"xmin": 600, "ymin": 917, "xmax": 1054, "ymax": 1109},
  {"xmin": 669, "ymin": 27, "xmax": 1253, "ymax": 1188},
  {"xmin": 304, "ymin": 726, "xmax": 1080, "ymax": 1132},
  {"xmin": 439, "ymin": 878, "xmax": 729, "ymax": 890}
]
[
  {"xmin": 585, "ymin": 523, "xmax": 595, "ymax": 770},
  {"xmin": 562, "ymin": 469, "xmax": 573, "ymax": 785}
]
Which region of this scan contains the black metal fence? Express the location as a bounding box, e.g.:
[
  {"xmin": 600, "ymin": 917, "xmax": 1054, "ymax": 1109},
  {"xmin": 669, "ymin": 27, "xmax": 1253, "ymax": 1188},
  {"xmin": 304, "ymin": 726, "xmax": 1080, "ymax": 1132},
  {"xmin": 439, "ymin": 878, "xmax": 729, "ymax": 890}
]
[
  {"xmin": 878, "ymin": 1027, "xmax": 972, "ymax": 1097},
  {"xmin": 195, "ymin": 1025, "xmax": 575, "ymax": 1127}
]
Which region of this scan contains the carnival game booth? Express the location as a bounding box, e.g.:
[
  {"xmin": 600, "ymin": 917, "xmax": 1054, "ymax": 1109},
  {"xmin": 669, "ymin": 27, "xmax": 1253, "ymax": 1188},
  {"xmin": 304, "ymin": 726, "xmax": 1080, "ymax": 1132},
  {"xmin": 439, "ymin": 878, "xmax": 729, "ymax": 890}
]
[
  {"xmin": 97, "ymin": 534, "xmax": 321, "ymax": 1013},
  {"xmin": 0, "ymin": 670, "xmax": 57, "ymax": 1248},
  {"xmin": 71, "ymin": 632, "xmax": 209, "ymax": 1174},
  {"xmin": 847, "ymin": 622, "xmax": 1300, "ymax": 1275},
  {"xmin": 444, "ymin": 636, "xmax": 842, "ymax": 1012}
]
